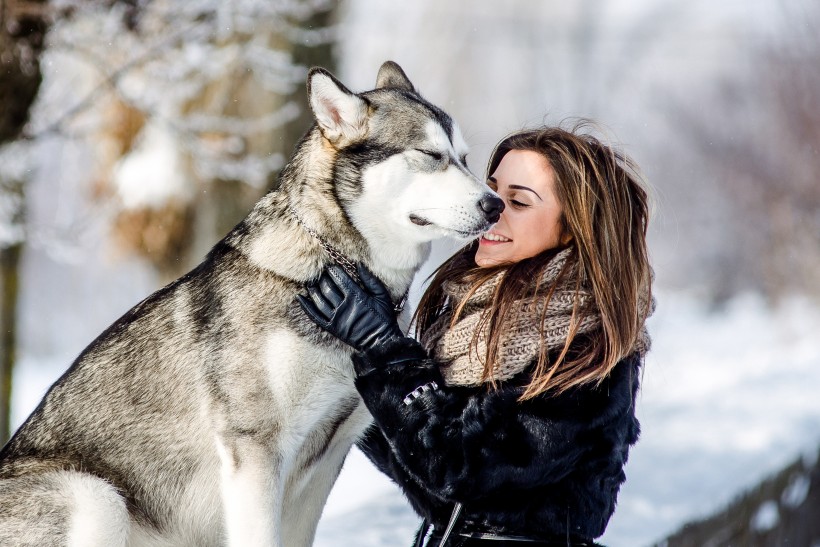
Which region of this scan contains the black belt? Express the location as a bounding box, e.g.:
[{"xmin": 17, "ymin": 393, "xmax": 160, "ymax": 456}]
[
  {"xmin": 422, "ymin": 530, "xmax": 594, "ymax": 546},
  {"xmin": 414, "ymin": 521, "xmax": 598, "ymax": 547},
  {"xmin": 414, "ymin": 504, "xmax": 596, "ymax": 547}
]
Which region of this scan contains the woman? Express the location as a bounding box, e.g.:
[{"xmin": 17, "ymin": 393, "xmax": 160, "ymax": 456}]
[{"xmin": 298, "ymin": 123, "xmax": 653, "ymax": 546}]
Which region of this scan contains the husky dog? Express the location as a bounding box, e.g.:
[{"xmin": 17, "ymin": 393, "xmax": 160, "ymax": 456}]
[{"xmin": 0, "ymin": 62, "xmax": 503, "ymax": 546}]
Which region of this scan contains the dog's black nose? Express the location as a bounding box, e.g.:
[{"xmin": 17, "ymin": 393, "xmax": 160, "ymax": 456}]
[{"xmin": 478, "ymin": 194, "xmax": 504, "ymax": 222}]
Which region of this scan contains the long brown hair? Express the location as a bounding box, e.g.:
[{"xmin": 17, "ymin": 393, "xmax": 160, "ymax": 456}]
[{"xmin": 413, "ymin": 122, "xmax": 652, "ymax": 399}]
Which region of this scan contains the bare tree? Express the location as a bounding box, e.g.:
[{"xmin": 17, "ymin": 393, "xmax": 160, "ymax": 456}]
[
  {"xmin": 37, "ymin": 0, "xmax": 340, "ymax": 279},
  {"xmin": 663, "ymin": 0, "xmax": 820, "ymax": 304},
  {"xmin": 0, "ymin": 0, "xmax": 49, "ymax": 442},
  {"xmin": 1, "ymin": 0, "xmax": 338, "ymax": 440}
]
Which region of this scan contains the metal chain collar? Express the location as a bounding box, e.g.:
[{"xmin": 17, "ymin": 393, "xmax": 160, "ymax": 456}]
[{"xmin": 289, "ymin": 209, "xmax": 408, "ymax": 314}]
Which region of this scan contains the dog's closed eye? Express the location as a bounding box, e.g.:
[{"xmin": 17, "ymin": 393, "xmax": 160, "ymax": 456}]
[{"xmin": 415, "ymin": 149, "xmax": 445, "ymax": 162}]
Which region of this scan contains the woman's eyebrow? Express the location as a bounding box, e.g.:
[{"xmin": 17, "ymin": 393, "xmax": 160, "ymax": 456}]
[
  {"xmin": 509, "ymin": 184, "xmax": 542, "ymax": 201},
  {"xmin": 488, "ymin": 176, "xmax": 543, "ymax": 201}
]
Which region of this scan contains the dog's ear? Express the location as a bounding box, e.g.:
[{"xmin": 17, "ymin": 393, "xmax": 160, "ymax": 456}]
[
  {"xmin": 375, "ymin": 61, "xmax": 415, "ymax": 92},
  {"xmin": 308, "ymin": 68, "xmax": 370, "ymax": 146}
]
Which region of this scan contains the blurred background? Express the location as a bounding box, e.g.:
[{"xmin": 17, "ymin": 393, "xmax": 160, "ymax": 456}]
[{"xmin": 1, "ymin": 0, "xmax": 818, "ymax": 545}]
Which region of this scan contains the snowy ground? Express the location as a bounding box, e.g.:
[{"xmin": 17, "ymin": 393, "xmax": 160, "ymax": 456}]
[{"xmin": 11, "ymin": 290, "xmax": 820, "ymax": 546}]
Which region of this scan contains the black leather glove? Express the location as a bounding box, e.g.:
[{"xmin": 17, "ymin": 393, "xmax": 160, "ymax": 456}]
[{"xmin": 297, "ymin": 263, "xmax": 404, "ymax": 353}]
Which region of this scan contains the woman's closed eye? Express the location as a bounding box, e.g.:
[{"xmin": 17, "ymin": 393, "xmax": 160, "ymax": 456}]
[
  {"xmin": 507, "ymin": 193, "xmax": 532, "ymax": 209},
  {"xmin": 509, "ymin": 199, "xmax": 531, "ymax": 209}
]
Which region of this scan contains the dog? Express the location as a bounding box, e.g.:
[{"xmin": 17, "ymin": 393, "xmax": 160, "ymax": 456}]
[{"xmin": 0, "ymin": 61, "xmax": 503, "ymax": 546}]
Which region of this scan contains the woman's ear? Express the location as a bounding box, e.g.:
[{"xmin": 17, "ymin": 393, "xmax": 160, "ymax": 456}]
[
  {"xmin": 559, "ymin": 218, "xmax": 574, "ymax": 246},
  {"xmin": 560, "ymin": 231, "xmax": 574, "ymax": 246}
]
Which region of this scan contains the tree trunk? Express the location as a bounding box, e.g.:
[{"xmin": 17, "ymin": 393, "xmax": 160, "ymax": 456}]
[
  {"xmin": 269, "ymin": 2, "xmax": 338, "ymax": 190},
  {"xmin": 0, "ymin": 244, "xmax": 21, "ymax": 444}
]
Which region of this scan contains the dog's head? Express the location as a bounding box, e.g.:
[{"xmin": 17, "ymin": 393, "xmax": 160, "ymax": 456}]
[{"xmin": 307, "ymin": 62, "xmax": 502, "ymax": 249}]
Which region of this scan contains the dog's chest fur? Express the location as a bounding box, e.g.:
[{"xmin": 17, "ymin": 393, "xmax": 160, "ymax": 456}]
[{"xmin": 261, "ymin": 328, "xmax": 370, "ymax": 462}]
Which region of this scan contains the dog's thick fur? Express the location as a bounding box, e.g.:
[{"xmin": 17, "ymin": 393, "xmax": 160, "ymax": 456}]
[{"xmin": 0, "ymin": 62, "xmax": 501, "ymax": 547}]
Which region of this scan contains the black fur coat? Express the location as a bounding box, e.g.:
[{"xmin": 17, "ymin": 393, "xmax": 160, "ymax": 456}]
[{"xmin": 353, "ymin": 336, "xmax": 642, "ymax": 542}]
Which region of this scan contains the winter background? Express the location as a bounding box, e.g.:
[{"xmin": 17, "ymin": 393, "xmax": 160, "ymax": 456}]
[{"xmin": 2, "ymin": 0, "xmax": 819, "ymax": 546}]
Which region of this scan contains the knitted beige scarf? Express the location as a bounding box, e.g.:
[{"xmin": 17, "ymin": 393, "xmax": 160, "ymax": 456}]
[{"xmin": 421, "ymin": 248, "xmax": 651, "ymax": 387}]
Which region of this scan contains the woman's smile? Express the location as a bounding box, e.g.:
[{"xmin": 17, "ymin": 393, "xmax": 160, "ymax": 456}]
[{"xmin": 480, "ymin": 231, "xmax": 512, "ymax": 244}]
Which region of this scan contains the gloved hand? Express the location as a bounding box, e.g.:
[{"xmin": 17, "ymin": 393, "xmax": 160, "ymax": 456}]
[{"xmin": 297, "ymin": 263, "xmax": 404, "ymax": 353}]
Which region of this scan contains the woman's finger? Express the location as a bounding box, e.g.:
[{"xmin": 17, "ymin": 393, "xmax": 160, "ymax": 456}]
[
  {"xmin": 327, "ymin": 264, "xmax": 364, "ymax": 299},
  {"xmin": 317, "ymin": 271, "xmax": 344, "ymax": 307},
  {"xmin": 296, "ymin": 294, "xmax": 330, "ymax": 326},
  {"xmin": 304, "ymin": 282, "xmax": 335, "ymax": 318},
  {"xmin": 357, "ymin": 263, "xmax": 391, "ymax": 301}
]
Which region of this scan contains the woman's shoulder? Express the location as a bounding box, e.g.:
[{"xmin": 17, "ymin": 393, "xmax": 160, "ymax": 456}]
[
  {"xmin": 442, "ymin": 340, "xmax": 643, "ymax": 417},
  {"xmin": 503, "ymin": 351, "xmax": 641, "ymax": 419}
]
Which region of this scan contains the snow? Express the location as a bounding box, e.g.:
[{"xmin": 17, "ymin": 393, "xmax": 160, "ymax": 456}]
[
  {"xmin": 750, "ymin": 500, "xmax": 779, "ymax": 533},
  {"xmin": 113, "ymin": 120, "xmax": 192, "ymax": 209},
  {"xmin": 0, "ymin": 142, "xmax": 31, "ymax": 246},
  {"xmin": 11, "ymin": 289, "xmax": 820, "ymax": 546},
  {"xmin": 781, "ymin": 473, "xmax": 810, "ymax": 509}
]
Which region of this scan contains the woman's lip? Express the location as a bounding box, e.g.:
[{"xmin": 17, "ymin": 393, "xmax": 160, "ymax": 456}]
[{"xmin": 479, "ymin": 235, "xmax": 512, "ymax": 246}]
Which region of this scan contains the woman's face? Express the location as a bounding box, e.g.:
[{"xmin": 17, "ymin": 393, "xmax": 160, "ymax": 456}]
[{"xmin": 475, "ymin": 149, "xmax": 567, "ymax": 268}]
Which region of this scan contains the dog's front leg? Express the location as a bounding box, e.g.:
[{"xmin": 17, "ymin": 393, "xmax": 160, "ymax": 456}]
[{"xmin": 216, "ymin": 435, "xmax": 282, "ymax": 547}]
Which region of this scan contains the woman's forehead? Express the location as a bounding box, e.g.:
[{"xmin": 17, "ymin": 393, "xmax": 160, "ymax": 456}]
[{"xmin": 491, "ymin": 150, "xmax": 555, "ymax": 190}]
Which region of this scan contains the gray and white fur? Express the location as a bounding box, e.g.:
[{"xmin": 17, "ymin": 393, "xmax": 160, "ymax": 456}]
[{"xmin": 0, "ymin": 61, "xmax": 502, "ymax": 547}]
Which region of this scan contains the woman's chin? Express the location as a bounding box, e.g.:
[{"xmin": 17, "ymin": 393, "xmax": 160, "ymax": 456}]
[{"xmin": 475, "ymin": 252, "xmax": 506, "ymax": 268}]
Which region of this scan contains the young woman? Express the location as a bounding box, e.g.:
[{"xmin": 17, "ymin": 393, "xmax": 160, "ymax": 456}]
[{"xmin": 298, "ymin": 124, "xmax": 653, "ymax": 546}]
